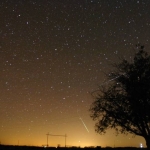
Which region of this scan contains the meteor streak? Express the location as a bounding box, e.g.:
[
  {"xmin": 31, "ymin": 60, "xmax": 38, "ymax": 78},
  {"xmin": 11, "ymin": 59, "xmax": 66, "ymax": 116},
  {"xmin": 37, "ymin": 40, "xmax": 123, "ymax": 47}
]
[
  {"xmin": 76, "ymin": 109, "xmax": 89, "ymax": 133},
  {"xmin": 79, "ymin": 117, "xmax": 89, "ymax": 133}
]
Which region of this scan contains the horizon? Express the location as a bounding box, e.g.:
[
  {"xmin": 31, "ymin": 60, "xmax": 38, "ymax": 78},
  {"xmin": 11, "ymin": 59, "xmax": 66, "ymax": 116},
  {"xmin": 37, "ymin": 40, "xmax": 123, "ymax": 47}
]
[{"xmin": 0, "ymin": 143, "xmax": 145, "ymax": 149}]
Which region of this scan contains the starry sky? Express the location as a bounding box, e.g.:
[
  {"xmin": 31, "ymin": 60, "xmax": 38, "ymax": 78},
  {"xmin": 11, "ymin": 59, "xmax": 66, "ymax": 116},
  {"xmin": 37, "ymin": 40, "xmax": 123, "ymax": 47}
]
[{"xmin": 0, "ymin": 0, "xmax": 150, "ymax": 148}]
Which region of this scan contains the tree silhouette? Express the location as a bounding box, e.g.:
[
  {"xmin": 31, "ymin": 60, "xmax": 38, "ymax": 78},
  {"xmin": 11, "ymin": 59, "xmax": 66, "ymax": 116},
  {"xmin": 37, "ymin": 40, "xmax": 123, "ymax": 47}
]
[{"xmin": 89, "ymin": 45, "xmax": 150, "ymax": 148}]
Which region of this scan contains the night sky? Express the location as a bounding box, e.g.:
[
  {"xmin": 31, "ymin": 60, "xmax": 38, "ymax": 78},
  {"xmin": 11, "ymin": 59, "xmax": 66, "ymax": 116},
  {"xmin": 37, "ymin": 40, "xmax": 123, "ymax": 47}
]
[{"xmin": 0, "ymin": 0, "xmax": 150, "ymax": 148}]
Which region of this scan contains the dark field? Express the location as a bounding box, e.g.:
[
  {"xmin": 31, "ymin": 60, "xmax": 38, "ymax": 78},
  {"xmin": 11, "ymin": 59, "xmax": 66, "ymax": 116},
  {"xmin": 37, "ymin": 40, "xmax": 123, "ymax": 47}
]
[{"xmin": 0, "ymin": 145, "xmax": 147, "ymax": 150}]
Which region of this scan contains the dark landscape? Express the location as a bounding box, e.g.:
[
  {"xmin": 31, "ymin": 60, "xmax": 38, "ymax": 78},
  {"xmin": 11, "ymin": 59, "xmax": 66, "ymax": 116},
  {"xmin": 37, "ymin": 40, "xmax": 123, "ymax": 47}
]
[{"xmin": 0, "ymin": 145, "xmax": 147, "ymax": 150}]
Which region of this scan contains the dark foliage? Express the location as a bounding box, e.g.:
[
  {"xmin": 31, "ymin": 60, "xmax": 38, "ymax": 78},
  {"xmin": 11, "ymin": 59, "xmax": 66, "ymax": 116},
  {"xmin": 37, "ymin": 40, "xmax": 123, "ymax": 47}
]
[{"xmin": 89, "ymin": 46, "xmax": 150, "ymax": 148}]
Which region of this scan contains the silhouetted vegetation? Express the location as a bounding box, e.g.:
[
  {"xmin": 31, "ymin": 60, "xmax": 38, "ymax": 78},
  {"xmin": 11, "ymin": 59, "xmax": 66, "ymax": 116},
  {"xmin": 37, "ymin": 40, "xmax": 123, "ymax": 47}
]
[
  {"xmin": 89, "ymin": 45, "xmax": 150, "ymax": 148},
  {"xmin": 0, "ymin": 144, "xmax": 147, "ymax": 150}
]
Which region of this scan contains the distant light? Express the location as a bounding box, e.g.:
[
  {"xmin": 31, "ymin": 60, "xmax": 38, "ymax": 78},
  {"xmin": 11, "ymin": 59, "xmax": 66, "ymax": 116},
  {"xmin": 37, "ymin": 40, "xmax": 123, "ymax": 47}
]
[{"xmin": 140, "ymin": 143, "xmax": 143, "ymax": 148}]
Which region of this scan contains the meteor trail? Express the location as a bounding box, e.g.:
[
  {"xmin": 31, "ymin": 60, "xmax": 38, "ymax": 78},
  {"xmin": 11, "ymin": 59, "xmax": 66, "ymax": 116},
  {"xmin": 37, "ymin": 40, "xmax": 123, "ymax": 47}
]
[
  {"xmin": 76, "ymin": 109, "xmax": 89, "ymax": 133},
  {"xmin": 79, "ymin": 117, "xmax": 89, "ymax": 133}
]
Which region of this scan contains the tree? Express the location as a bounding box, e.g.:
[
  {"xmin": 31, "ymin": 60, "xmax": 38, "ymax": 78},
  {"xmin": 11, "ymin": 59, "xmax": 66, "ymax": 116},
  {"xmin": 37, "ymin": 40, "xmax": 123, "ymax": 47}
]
[{"xmin": 89, "ymin": 46, "xmax": 150, "ymax": 148}]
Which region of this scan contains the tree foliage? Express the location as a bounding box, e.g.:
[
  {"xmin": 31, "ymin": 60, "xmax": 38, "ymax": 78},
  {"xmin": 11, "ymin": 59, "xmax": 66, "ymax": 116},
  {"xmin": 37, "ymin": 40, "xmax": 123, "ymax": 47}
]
[{"xmin": 89, "ymin": 46, "xmax": 150, "ymax": 148}]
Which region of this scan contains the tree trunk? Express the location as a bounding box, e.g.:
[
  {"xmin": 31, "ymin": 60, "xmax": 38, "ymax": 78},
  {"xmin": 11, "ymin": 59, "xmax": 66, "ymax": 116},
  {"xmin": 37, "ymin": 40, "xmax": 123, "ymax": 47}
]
[{"xmin": 145, "ymin": 136, "xmax": 150, "ymax": 149}]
